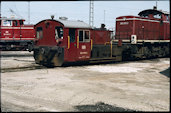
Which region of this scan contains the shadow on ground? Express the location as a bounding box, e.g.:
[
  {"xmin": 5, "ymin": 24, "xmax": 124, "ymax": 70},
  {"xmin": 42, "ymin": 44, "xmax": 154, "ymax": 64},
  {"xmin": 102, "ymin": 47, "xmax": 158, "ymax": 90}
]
[
  {"xmin": 74, "ymin": 102, "xmax": 138, "ymax": 112},
  {"xmin": 160, "ymin": 67, "xmax": 170, "ymax": 78}
]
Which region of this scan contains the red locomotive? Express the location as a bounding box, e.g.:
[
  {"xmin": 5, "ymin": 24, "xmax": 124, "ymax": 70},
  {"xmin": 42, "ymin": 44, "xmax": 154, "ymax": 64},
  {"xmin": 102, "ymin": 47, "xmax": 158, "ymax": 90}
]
[
  {"xmin": 33, "ymin": 7, "xmax": 170, "ymax": 67},
  {"xmin": 33, "ymin": 17, "xmax": 122, "ymax": 66},
  {"xmin": 115, "ymin": 7, "xmax": 170, "ymax": 60},
  {"xmin": 0, "ymin": 17, "xmax": 35, "ymax": 51}
]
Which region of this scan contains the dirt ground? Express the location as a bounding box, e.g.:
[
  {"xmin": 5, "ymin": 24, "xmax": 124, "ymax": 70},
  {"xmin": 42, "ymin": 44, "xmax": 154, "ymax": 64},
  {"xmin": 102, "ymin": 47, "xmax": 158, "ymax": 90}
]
[{"xmin": 0, "ymin": 51, "xmax": 170, "ymax": 112}]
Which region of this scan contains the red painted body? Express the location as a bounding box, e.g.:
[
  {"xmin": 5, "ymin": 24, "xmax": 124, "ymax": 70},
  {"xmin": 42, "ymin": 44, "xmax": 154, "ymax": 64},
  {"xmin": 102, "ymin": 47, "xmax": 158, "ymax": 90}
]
[
  {"xmin": 0, "ymin": 17, "xmax": 35, "ymax": 50},
  {"xmin": 91, "ymin": 29, "xmax": 111, "ymax": 45},
  {"xmin": 34, "ymin": 18, "xmax": 113, "ymax": 64},
  {"xmin": 115, "ymin": 9, "xmax": 170, "ymax": 42},
  {"xmin": 34, "ymin": 19, "xmax": 92, "ymax": 63}
]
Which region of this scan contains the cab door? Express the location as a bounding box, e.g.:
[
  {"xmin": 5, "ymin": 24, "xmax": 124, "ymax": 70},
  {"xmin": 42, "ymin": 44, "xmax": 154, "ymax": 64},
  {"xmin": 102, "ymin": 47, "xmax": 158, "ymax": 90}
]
[
  {"xmin": 67, "ymin": 28, "xmax": 77, "ymax": 62},
  {"xmin": 76, "ymin": 29, "xmax": 91, "ymax": 61},
  {"xmin": 13, "ymin": 20, "xmax": 21, "ymax": 40}
]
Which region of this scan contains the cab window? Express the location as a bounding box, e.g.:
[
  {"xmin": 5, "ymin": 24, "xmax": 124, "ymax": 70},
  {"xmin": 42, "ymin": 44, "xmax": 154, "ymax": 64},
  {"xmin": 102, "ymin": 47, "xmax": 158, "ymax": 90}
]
[
  {"xmin": 36, "ymin": 27, "xmax": 43, "ymax": 39},
  {"xmin": 55, "ymin": 27, "xmax": 63, "ymax": 39},
  {"xmin": 79, "ymin": 31, "xmax": 83, "ymax": 42},
  {"xmin": 79, "ymin": 30, "xmax": 90, "ymax": 42},
  {"xmin": 166, "ymin": 15, "xmax": 170, "ymax": 21},
  {"xmin": 14, "ymin": 20, "xmax": 18, "ymax": 26},
  {"xmin": 2, "ymin": 20, "xmax": 12, "ymax": 26},
  {"xmin": 154, "ymin": 14, "xmax": 161, "ymax": 19},
  {"xmin": 84, "ymin": 30, "xmax": 90, "ymax": 42},
  {"xmin": 69, "ymin": 29, "xmax": 75, "ymax": 42},
  {"xmin": 19, "ymin": 20, "xmax": 24, "ymax": 25}
]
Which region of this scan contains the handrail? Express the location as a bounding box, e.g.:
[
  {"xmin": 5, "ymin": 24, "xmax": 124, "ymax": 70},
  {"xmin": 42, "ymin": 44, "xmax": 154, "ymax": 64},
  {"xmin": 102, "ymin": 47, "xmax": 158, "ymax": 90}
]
[
  {"xmin": 67, "ymin": 36, "xmax": 70, "ymax": 49},
  {"xmin": 105, "ymin": 41, "xmax": 113, "ymax": 57},
  {"xmin": 91, "ymin": 39, "xmax": 93, "ymax": 50},
  {"xmin": 77, "ymin": 36, "xmax": 79, "ymax": 48}
]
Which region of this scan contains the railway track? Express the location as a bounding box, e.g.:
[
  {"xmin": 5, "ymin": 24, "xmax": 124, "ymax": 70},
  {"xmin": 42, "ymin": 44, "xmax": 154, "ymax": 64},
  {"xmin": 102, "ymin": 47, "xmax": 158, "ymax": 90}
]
[
  {"xmin": 0, "ymin": 52, "xmax": 33, "ymax": 57},
  {"xmin": 1, "ymin": 50, "xmax": 169, "ymax": 73},
  {"xmin": 0, "ymin": 59, "xmax": 150, "ymax": 73},
  {"xmin": 1, "ymin": 65, "xmax": 46, "ymax": 73}
]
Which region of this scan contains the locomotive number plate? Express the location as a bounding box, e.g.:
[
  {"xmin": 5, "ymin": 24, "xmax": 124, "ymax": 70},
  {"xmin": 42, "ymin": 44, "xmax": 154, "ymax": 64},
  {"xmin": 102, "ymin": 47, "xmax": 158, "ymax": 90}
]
[{"xmin": 120, "ymin": 22, "xmax": 129, "ymax": 25}]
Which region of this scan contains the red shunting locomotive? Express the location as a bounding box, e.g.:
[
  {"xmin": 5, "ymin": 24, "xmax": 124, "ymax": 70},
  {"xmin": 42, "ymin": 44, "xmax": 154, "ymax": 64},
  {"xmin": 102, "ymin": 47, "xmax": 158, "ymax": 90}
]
[
  {"xmin": 0, "ymin": 17, "xmax": 35, "ymax": 51},
  {"xmin": 33, "ymin": 16, "xmax": 122, "ymax": 66},
  {"xmin": 33, "ymin": 8, "xmax": 170, "ymax": 67}
]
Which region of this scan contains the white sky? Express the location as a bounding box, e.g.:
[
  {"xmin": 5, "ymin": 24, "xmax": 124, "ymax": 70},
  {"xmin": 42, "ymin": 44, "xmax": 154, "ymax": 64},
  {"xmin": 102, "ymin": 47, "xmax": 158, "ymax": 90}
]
[{"xmin": 1, "ymin": 1, "xmax": 170, "ymax": 29}]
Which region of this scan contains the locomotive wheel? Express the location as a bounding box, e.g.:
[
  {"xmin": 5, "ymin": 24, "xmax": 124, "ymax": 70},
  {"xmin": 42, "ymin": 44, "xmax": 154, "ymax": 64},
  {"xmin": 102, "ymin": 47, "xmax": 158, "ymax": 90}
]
[
  {"xmin": 164, "ymin": 45, "xmax": 169, "ymax": 57},
  {"xmin": 33, "ymin": 50, "xmax": 43, "ymax": 64},
  {"xmin": 6, "ymin": 45, "xmax": 11, "ymax": 50},
  {"xmin": 28, "ymin": 44, "xmax": 33, "ymax": 52}
]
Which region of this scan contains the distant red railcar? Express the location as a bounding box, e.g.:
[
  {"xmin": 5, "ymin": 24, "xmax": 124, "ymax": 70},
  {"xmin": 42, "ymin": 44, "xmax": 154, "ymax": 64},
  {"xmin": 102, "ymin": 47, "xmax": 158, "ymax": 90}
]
[{"xmin": 0, "ymin": 17, "xmax": 35, "ymax": 51}]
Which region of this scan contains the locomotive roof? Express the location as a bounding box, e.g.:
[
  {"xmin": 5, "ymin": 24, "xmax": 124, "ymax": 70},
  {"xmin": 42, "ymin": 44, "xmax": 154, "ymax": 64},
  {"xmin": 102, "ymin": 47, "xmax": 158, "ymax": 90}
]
[
  {"xmin": 57, "ymin": 19, "xmax": 92, "ymax": 29},
  {"xmin": 138, "ymin": 9, "xmax": 170, "ymax": 16},
  {"xmin": 0, "ymin": 17, "xmax": 25, "ymax": 21},
  {"xmin": 35, "ymin": 19, "xmax": 92, "ymax": 29}
]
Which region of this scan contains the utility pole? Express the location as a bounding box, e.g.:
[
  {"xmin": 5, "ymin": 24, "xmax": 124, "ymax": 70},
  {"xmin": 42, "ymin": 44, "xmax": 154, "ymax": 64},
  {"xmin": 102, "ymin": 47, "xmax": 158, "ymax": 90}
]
[
  {"xmin": 104, "ymin": 10, "xmax": 105, "ymax": 24},
  {"xmin": 0, "ymin": 1, "xmax": 1, "ymax": 18},
  {"xmin": 156, "ymin": 0, "xmax": 158, "ymax": 9},
  {"xmin": 28, "ymin": 1, "xmax": 30, "ymax": 24},
  {"xmin": 89, "ymin": 0, "xmax": 94, "ymax": 27}
]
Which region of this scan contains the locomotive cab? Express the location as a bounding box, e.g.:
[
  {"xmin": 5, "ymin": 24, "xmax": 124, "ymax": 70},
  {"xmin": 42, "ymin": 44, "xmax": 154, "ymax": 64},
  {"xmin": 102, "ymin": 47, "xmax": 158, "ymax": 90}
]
[
  {"xmin": 138, "ymin": 8, "xmax": 170, "ymax": 40},
  {"xmin": 1, "ymin": 17, "xmax": 25, "ymax": 27},
  {"xmin": 138, "ymin": 7, "xmax": 170, "ymax": 22}
]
